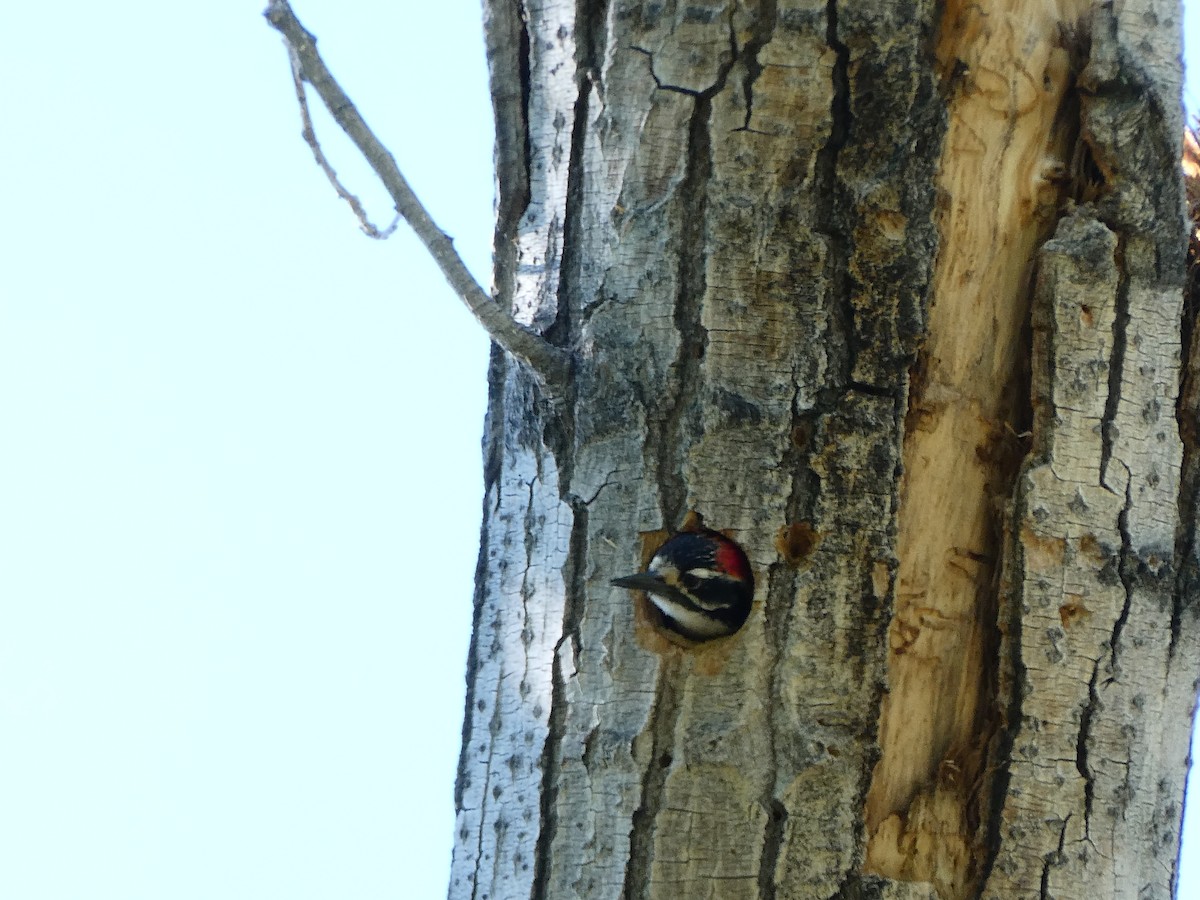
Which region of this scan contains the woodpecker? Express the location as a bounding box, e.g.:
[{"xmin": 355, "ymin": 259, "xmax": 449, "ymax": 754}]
[{"xmin": 611, "ymin": 529, "xmax": 755, "ymax": 642}]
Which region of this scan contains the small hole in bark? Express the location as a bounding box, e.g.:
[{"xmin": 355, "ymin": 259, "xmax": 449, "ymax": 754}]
[
  {"xmin": 776, "ymin": 521, "xmax": 820, "ymax": 566},
  {"xmin": 791, "ymin": 421, "xmax": 813, "ymax": 448}
]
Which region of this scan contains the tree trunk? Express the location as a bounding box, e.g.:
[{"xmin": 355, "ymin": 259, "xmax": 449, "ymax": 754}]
[{"xmin": 450, "ymin": 1, "xmax": 1198, "ymax": 898}]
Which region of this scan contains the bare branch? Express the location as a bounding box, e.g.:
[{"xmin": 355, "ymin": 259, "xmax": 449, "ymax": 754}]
[
  {"xmin": 264, "ymin": 0, "xmax": 572, "ymax": 388},
  {"xmin": 286, "ymin": 48, "xmax": 398, "ymax": 240}
]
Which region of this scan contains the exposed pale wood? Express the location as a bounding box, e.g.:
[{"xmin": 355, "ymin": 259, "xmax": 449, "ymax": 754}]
[{"xmin": 864, "ymin": 1, "xmax": 1089, "ymax": 893}]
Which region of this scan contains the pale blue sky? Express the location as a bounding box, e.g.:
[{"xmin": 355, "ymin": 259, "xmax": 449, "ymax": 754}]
[
  {"xmin": 2, "ymin": 3, "xmax": 490, "ymax": 898},
  {"xmin": 0, "ymin": 3, "xmax": 1196, "ymax": 898}
]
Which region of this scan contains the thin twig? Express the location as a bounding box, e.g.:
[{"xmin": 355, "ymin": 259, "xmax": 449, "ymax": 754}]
[
  {"xmin": 264, "ymin": 0, "xmax": 571, "ymax": 388},
  {"xmin": 287, "ymin": 48, "xmax": 398, "ymax": 239}
]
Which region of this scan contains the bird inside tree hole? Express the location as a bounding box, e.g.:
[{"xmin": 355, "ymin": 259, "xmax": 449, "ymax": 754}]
[{"xmin": 611, "ymin": 512, "xmax": 755, "ymax": 647}]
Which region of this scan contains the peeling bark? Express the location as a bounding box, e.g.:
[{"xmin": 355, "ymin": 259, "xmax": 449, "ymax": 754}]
[{"xmin": 451, "ymin": 1, "xmax": 1197, "ymax": 898}]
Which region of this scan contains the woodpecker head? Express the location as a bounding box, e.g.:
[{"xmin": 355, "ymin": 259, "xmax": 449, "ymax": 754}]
[{"xmin": 611, "ymin": 529, "xmax": 754, "ymax": 642}]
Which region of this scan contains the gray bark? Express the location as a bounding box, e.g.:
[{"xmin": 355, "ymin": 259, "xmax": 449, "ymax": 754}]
[{"xmin": 450, "ymin": 1, "xmax": 1198, "ymax": 898}]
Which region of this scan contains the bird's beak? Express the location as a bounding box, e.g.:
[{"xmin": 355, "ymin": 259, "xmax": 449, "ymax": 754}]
[
  {"xmin": 612, "ymin": 572, "xmax": 696, "ymax": 609},
  {"xmin": 611, "ymin": 572, "xmax": 667, "ymax": 592}
]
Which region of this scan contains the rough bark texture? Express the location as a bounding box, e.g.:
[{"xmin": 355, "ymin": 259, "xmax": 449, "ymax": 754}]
[{"xmin": 450, "ymin": 1, "xmax": 1198, "ymax": 898}]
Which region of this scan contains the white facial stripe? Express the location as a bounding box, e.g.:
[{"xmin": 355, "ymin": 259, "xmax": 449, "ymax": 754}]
[
  {"xmin": 684, "ymin": 567, "xmax": 721, "ymax": 579},
  {"xmin": 648, "ymin": 559, "xmax": 683, "ymax": 588},
  {"xmin": 647, "ymin": 595, "xmax": 729, "ymax": 638}
]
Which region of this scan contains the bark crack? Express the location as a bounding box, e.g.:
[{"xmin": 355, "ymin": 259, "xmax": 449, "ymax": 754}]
[
  {"xmin": 530, "ymin": 497, "xmax": 589, "ymax": 900},
  {"xmin": 543, "ymin": 73, "xmax": 593, "ymax": 493},
  {"xmin": 622, "ymin": 660, "xmax": 683, "ymax": 900},
  {"xmin": 1076, "ymin": 662, "xmax": 1099, "ymax": 839},
  {"xmin": 1100, "ymin": 235, "xmax": 1130, "ymax": 491},
  {"xmin": 1170, "ymin": 475, "xmax": 1196, "ymax": 659},
  {"xmin": 736, "ymin": 0, "xmax": 778, "ymax": 133},
  {"xmin": 978, "ymin": 483, "xmax": 1028, "ymax": 886},
  {"xmin": 1176, "ymin": 146, "xmax": 1200, "ymax": 651},
  {"xmin": 522, "ymin": 478, "xmax": 538, "ymax": 655},
  {"xmin": 631, "ymin": 13, "xmax": 736, "ymax": 100},
  {"xmin": 650, "ymin": 41, "xmax": 738, "ymax": 525},
  {"xmin": 528, "ymin": 2, "xmax": 608, "ymax": 885},
  {"xmin": 1038, "ymin": 814, "xmax": 1070, "ymax": 900},
  {"xmin": 756, "ymin": 560, "xmax": 790, "ymax": 900},
  {"xmin": 531, "ymin": 643, "xmax": 565, "ymax": 900},
  {"xmin": 487, "ymin": 0, "xmax": 531, "ymax": 311},
  {"xmin": 815, "ymin": 0, "xmax": 855, "ymax": 397},
  {"xmin": 517, "ymin": 2, "xmax": 534, "ymax": 229},
  {"xmin": 757, "ymin": 549, "xmax": 793, "ymax": 900},
  {"xmin": 550, "ymin": 0, "xmax": 606, "ymax": 360},
  {"xmin": 657, "ymin": 93, "xmax": 714, "ymax": 527},
  {"xmin": 756, "ymin": 798, "xmax": 788, "ymax": 900},
  {"xmin": 1105, "ymin": 467, "xmax": 1137, "ymax": 690},
  {"xmin": 758, "ymin": 395, "xmax": 821, "ymax": 898},
  {"xmin": 630, "ymin": 46, "xmax": 701, "ymax": 96},
  {"xmin": 827, "ymin": 872, "xmax": 888, "ymax": 900},
  {"xmin": 847, "ymin": 381, "xmax": 895, "ymax": 399}
]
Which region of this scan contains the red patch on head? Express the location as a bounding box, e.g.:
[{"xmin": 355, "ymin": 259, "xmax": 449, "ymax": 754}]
[{"xmin": 714, "ymin": 536, "xmax": 751, "ymax": 580}]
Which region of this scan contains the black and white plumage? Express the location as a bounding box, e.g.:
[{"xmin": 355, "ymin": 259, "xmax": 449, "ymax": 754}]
[{"xmin": 611, "ymin": 529, "xmax": 755, "ymax": 642}]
